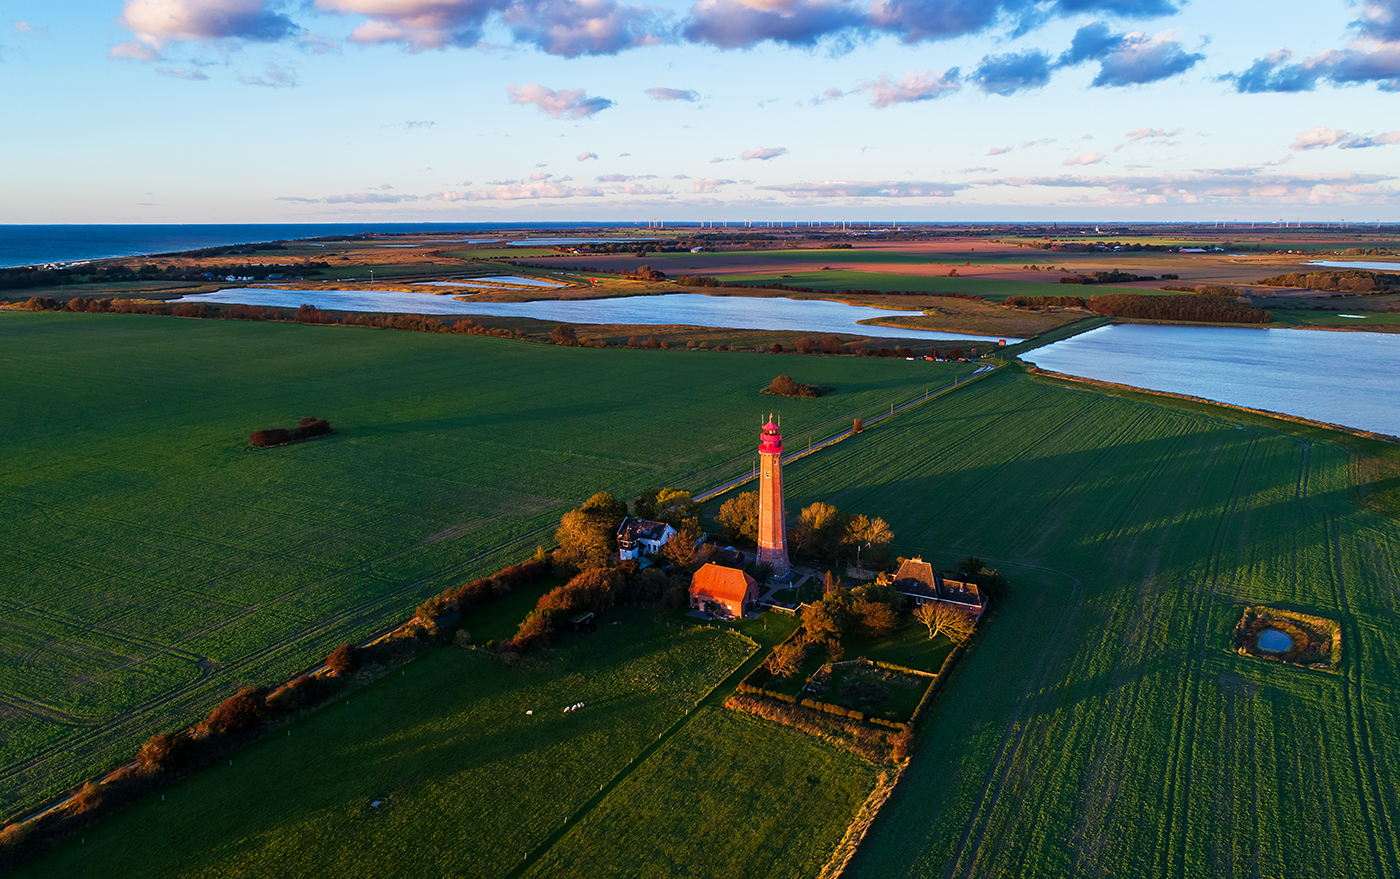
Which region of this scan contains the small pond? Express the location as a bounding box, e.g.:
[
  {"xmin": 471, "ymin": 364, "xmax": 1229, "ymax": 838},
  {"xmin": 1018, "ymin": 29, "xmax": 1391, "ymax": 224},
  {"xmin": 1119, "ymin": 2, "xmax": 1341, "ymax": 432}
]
[
  {"xmin": 1257, "ymin": 628, "xmax": 1292, "ymax": 652},
  {"xmin": 173, "ymin": 289, "xmax": 1016, "ymax": 342}
]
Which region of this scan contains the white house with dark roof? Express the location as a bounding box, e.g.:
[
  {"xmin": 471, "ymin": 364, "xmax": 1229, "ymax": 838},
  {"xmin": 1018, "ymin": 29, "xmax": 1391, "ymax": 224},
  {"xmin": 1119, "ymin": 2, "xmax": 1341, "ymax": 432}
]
[{"xmin": 616, "ymin": 517, "xmax": 677, "ymax": 560}]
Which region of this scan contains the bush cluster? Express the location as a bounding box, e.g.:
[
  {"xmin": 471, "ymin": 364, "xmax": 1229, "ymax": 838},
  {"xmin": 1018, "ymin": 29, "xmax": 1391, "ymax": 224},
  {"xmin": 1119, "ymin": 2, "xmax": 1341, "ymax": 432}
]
[
  {"xmin": 761, "ymin": 374, "xmax": 829, "ymax": 398},
  {"xmin": 1058, "ymin": 270, "xmax": 1157, "ymax": 285},
  {"xmin": 248, "ymin": 417, "xmax": 332, "ymax": 448}
]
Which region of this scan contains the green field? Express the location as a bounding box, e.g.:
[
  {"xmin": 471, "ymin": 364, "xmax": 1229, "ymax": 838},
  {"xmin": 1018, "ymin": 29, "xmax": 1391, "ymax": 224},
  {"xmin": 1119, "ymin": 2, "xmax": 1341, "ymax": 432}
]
[
  {"xmin": 522, "ymin": 706, "xmax": 877, "ymax": 879},
  {"xmin": 0, "ymin": 312, "xmax": 967, "ymax": 819},
  {"xmin": 16, "ymin": 610, "xmax": 753, "ymax": 878},
  {"xmin": 758, "ymin": 367, "xmax": 1400, "ymax": 878},
  {"xmin": 724, "ymin": 270, "xmax": 1053, "ymax": 301}
]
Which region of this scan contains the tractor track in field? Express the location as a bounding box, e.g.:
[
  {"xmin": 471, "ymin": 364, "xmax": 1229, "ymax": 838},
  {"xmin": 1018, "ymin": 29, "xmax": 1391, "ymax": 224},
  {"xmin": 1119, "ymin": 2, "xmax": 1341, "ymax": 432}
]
[
  {"xmin": 0, "ymin": 521, "xmax": 557, "ymax": 821},
  {"xmin": 1301, "ymin": 442, "xmax": 1398, "ymax": 878},
  {"xmin": 1326, "ymin": 512, "xmax": 1399, "ymax": 878},
  {"xmin": 1159, "ymin": 433, "xmax": 1259, "ymax": 879},
  {"xmin": 941, "ymin": 420, "xmax": 1197, "ymax": 879}
]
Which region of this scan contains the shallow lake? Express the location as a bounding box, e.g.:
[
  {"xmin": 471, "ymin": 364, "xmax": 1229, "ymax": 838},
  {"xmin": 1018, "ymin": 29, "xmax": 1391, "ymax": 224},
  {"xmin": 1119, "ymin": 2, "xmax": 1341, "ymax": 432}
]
[
  {"xmin": 1027, "ymin": 323, "xmax": 1400, "ymax": 436},
  {"xmin": 1257, "ymin": 629, "xmax": 1291, "ymax": 652},
  {"xmin": 419, "ymin": 276, "xmax": 565, "ymax": 288},
  {"xmin": 1304, "ymin": 260, "xmax": 1400, "ymax": 271},
  {"xmin": 173, "ymin": 289, "xmax": 1016, "ymax": 342}
]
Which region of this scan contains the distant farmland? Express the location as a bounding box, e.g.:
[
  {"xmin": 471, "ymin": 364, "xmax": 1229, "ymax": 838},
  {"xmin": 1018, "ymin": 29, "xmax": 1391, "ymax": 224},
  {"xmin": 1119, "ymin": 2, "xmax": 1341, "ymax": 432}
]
[
  {"xmin": 0, "ymin": 312, "xmax": 957, "ymax": 819},
  {"xmin": 772, "ymin": 369, "xmax": 1400, "ymax": 878}
]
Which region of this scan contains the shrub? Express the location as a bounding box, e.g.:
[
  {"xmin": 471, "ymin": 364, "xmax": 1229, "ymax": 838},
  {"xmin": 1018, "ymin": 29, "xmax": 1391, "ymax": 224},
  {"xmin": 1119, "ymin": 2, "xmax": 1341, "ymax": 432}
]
[
  {"xmin": 322, "ymin": 643, "xmax": 357, "ymax": 676},
  {"xmin": 248, "ymin": 417, "xmax": 333, "ymax": 447},
  {"xmin": 266, "ymin": 674, "xmax": 333, "ymax": 713},
  {"xmin": 136, "ymin": 732, "xmax": 193, "ymax": 773},
  {"xmin": 202, "ymin": 686, "xmax": 270, "ymax": 735}
]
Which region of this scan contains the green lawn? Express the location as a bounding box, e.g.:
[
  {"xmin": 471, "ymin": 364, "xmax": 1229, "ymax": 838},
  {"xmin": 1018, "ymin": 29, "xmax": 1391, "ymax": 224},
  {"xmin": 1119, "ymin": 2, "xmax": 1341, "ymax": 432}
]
[
  {"xmin": 754, "ymin": 367, "xmax": 1400, "ymax": 878},
  {"xmin": 17, "ymin": 610, "xmax": 752, "ymax": 879},
  {"xmin": 522, "ymin": 706, "xmax": 878, "ymax": 879},
  {"xmin": 0, "ymin": 312, "xmax": 955, "ymax": 819}
]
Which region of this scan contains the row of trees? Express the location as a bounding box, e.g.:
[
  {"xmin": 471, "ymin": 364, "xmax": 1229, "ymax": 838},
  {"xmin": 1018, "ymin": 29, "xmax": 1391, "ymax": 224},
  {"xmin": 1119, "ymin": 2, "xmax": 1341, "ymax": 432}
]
[
  {"xmin": 1059, "ymin": 270, "xmax": 1165, "ymax": 285},
  {"xmin": 1256, "ymin": 270, "xmax": 1399, "ymax": 294},
  {"xmin": 1087, "ymin": 293, "xmax": 1272, "ymax": 324},
  {"xmin": 715, "ymin": 494, "xmax": 893, "ymax": 568},
  {"xmin": 1003, "ymin": 295, "xmax": 1087, "ymax": 308}
]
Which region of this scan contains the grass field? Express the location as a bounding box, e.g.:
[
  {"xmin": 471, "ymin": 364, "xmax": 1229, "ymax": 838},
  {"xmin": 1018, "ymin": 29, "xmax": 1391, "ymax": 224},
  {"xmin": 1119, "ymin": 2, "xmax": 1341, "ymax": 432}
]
[
  {"xmin": 15, "ymin": 610, "xmax": 753, "ymax": 878},
  {"xmin": 521, "ymin": 705, "xmax": 878, "ymax": 879},
  {"xmin": 0, "ymin": 312, "xmax": 962, "ymax": 820},
  {"xmin": 753, "ymin": 366, "xmax": 1400, "ymax": 878},
  {"xmin": 724, "ymin": 269, "xmax": 1053, "ymax": 301}
]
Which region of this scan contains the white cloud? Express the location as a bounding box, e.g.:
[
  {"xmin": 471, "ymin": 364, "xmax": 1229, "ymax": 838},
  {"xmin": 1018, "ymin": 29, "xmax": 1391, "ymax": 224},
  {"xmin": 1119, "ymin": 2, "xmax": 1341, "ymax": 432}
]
[
  {"xmin": 507, "ymin": 82, "xmax": 613, "ymax": 119},
  {"xmin": 856, "ymin": 69, "xmax": 960, "ymax": 109},
  {"xmin": 1291, "ymin": 125, "xmax": 1400, "ymax": 150},
  {"xmin": 1063, "ymin": 152, "xmax": 1106, "ymax": 166},
  {"xmin": 756, "ymin": 180, "xmax": 965, "ymax": 198},
  {"xmin": 577, "ymin": 151, "xmax": 599, "ymax": 161},
  {"xmin": 645, "ymin": 86, "xmax": 699, "ymax": 101},
  {"xmin": 693, "ymin": 178, "xmax": 735, "ymax": 193},
  {"xmin": 116, "ymin": 0, "xmax": 299, "ymax": 55},
  {"xmin": 741, "ymin": 146, "xmax": 788, "ymax": 161}
]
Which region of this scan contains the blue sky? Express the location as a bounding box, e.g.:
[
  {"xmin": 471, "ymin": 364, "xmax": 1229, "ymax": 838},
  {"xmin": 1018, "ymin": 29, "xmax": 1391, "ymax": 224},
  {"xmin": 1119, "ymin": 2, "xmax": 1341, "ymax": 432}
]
[{"xmin": 2, "ymin": 0, "xmax": 1398, "ymax": 223}]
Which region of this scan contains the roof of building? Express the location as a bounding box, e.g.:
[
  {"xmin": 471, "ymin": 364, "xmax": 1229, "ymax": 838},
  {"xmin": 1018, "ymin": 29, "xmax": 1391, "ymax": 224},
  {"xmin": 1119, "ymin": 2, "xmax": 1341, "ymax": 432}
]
[
  {"xmin": 892, "ymin": 556, "xmax": 939, "ymax": 598},
  {"xmin": 690, "ymin": 563, "xmax": 757, "ymax": 604},
  {"xmin": 617, "ymin": 517, "xmax": 673, "ymax": 544}
]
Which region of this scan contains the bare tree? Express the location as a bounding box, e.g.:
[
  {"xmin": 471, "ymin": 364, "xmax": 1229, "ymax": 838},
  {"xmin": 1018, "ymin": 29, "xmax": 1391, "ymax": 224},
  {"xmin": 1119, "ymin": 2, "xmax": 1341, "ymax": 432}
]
[{"xmin": 914, "ymin": 602, "xmax": 975, "ymax": 642}]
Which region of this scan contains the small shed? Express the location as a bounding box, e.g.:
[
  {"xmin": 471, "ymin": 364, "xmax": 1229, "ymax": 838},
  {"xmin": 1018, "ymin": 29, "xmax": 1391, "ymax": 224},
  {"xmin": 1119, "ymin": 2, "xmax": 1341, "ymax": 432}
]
[{"xmin": 689, "ymin": 563, "xmax": 758, "ymax": 619}]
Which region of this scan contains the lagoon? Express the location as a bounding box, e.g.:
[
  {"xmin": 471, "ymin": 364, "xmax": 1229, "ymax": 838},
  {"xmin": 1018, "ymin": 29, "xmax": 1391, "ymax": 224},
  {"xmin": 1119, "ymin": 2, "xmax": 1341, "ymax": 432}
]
[
  {"xmin": 1027, "ymin": 323, "xmax": 1400, "ymax": 436},
  {"xmin": 1304, "ymin": 260, "xmax": 1400, "ymax": 271},
  {"xmin": 172, "ymin": 288, "xmax": 1015, "ymax": 342}
]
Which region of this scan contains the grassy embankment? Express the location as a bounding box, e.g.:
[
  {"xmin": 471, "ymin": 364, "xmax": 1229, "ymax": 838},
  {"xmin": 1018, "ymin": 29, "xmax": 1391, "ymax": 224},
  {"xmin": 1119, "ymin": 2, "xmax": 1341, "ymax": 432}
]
[
  {"xmin": 755, "ymin": 367, "xmax": 1400, "ymax": 878},
  {"xmin": 0, "ymin": 311, "xmax": 967, "ymax": 820}
]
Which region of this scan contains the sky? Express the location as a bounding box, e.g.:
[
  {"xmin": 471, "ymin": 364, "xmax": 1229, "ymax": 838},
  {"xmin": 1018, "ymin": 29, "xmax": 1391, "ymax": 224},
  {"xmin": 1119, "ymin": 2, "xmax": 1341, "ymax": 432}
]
[{"xmin": 1, "ymin": 0, "xmax": 1398, "ymax": 223}]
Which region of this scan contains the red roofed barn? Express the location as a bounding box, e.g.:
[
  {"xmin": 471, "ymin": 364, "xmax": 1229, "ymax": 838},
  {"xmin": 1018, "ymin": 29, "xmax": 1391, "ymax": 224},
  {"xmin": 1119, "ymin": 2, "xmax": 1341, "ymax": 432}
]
[{"xmin": 689, "ymin": 563, "xmax": 758, "ymax": 619}]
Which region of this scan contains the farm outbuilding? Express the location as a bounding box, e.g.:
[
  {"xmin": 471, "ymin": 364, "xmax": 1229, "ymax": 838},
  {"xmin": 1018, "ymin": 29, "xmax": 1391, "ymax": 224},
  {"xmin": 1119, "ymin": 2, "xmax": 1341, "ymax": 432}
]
[{"xmin": 689, "ymin": 563, "xmax": 758, "ymax": 619}]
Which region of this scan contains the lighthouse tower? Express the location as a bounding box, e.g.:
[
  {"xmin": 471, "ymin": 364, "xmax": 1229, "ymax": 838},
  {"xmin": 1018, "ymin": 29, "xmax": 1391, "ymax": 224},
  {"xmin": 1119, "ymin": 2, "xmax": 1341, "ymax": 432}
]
[{"xmin": 756, "ymin": 417, "xmax": 790, "ymax": 575}]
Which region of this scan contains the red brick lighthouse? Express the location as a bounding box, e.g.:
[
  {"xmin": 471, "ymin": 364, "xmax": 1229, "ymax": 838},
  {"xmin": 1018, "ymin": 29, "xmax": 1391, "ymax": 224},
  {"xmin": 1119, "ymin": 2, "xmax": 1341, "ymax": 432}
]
[{"xmin": 757, "ymin": 417, "xmax": 790, "ymax": 575}]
